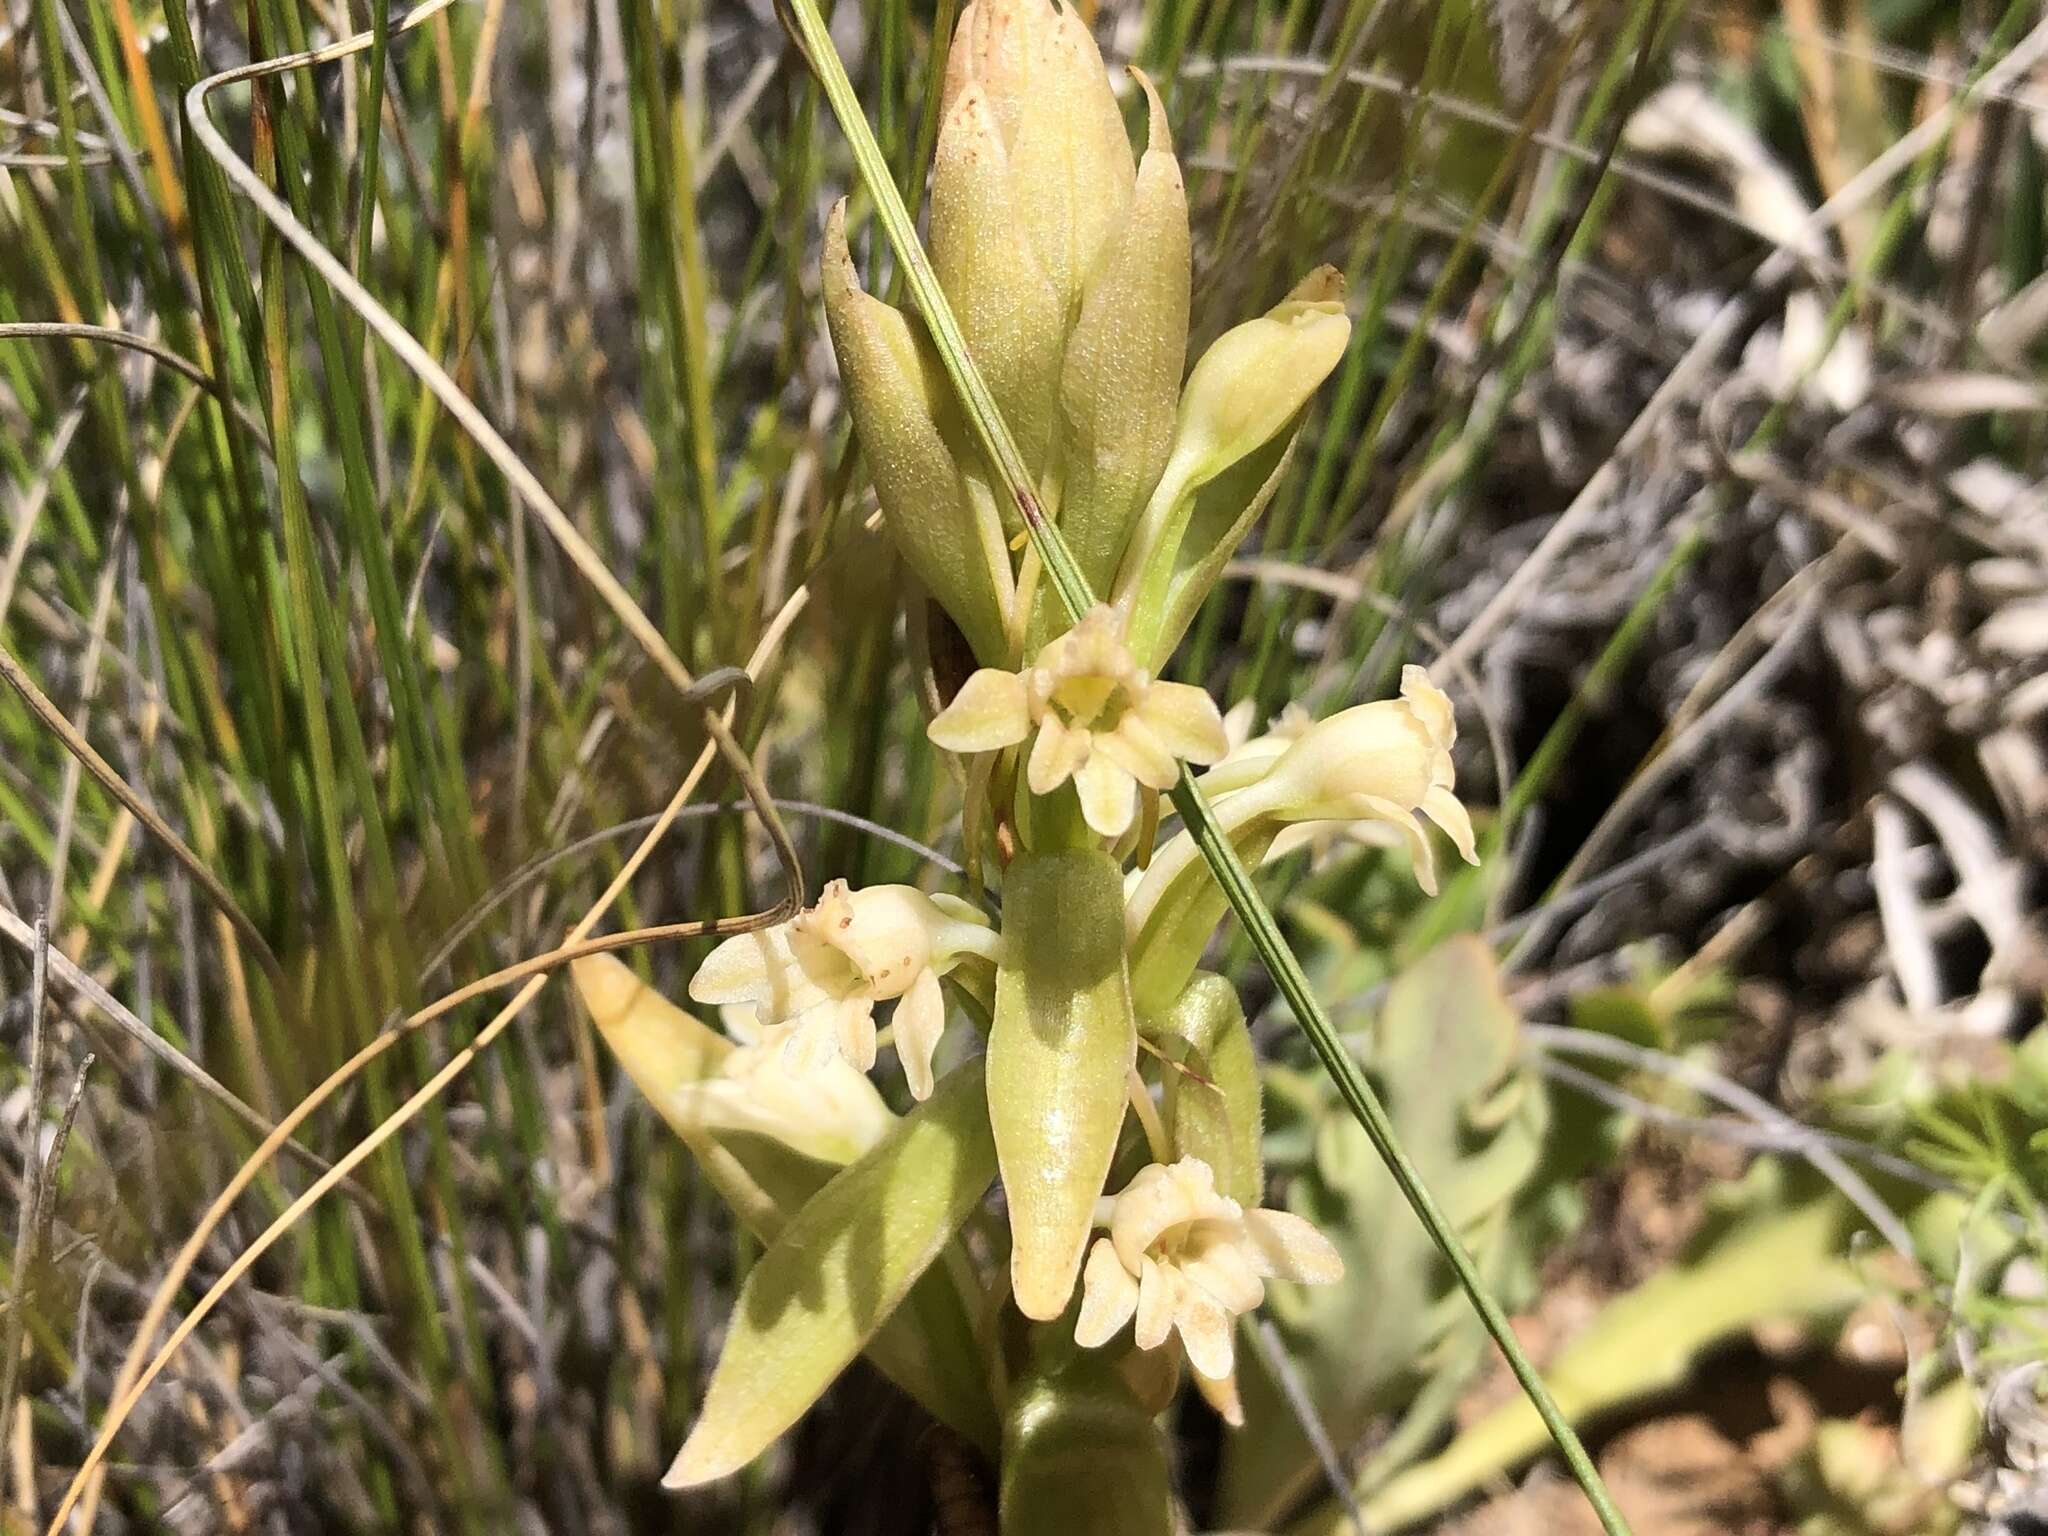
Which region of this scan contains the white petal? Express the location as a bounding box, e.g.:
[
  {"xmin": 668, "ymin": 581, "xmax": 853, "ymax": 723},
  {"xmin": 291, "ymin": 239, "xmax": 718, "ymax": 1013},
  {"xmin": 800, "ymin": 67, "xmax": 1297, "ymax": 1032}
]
[
  {"xmin": 1181, "ymin": 1237, "xmax": 1264, "ymax": 1314},
  {"xmin": 1239, "ymin": 1209, "xmax": 1344, "ymax": 1285},
  {"xmin": 1174, "ymin": 1287, "xmax": 1237, "ymax": 1380},
  {"xmin": 893, "ymin": 969, "xmax": 947, "ymax": 1100},
  {"xmin": 1074, "ymin": 1239, "xmax": 1140, "ymax": 1348},
  {"xmin": 1073, "ymin": 751, "xmax": 1137, "ymax": 838},
  {"xmin": 836, "ymin": 997, "xmax": 878, "ymax": 1073},
  {"xmin": 1398, "ymin": 664, "xmax": 1455, "ymax": 747},
  {"xmin": 1111, "ymin": 1165, "xmax": 1186, "ymax": 1274},
  {"xmin": 1095, "ymin": 715, "xmax": 1178, "ymax": 789},
  {"xmin": 1134, "ymin": 1258, "xmax": 1176, "ymax": 1352},
  {"xmin": 1191, "ymin": 1363, "xmax": 1244, "ymax": 1427},
  {"xmin": 1422, "ymin": 784, "xmax": 1479, "ymax": 865},
  {"xmin": 927, "ymin": 668, "xmax": 1032, "ymax": 753},
  {"xmin": 781, "ymin": 1007, "xmax": 844, "ymax": 1075},
  {"xmin": 1138, "ymin": 681, "xmax": 1229, "ymax": 764},
  {"xmin": 1340, "ymin": 794, "xmax": 1438, "ymax": 896},
  {"xmin": 688, "ymin": 927, "xmax": 787, "ymax": 1006},
  {"xmin": 1026, "ymin": 715, "xmax": 1086, "ymax": 795}
]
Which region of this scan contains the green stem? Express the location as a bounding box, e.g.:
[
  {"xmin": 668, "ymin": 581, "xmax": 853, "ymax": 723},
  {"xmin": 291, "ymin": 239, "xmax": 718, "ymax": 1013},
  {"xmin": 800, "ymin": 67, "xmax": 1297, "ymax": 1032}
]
[{"xmin": 782, "ymin": 5, "xmax": 1631, "ymax": 1531}]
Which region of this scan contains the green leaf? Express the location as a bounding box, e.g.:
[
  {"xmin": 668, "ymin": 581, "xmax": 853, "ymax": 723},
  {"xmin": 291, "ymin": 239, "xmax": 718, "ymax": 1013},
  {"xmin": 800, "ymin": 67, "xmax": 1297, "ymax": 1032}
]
[
  {"xmin": 661, "ymin": 1059, "xmax": 999, "ymax": 1487},
  {"xmin": 1000, "ymin": 1340, "xmax": 1174, "ymax": 1536},
  {"xmin": 1223, "ymin": 937, "xmax": 1545, "ymax": 1529},
  {"xmin": 1305, "ymin": 1172, "xmax": 1874, "ymax": 1535},
  {"xmin": 1152, "ymin": 972, "xmax": 1263, "ymax": 1206},
  {"xmin": 574, "ymin": 958, "xmax": 997, "ymax": 1450},
  {"xmin": 991, "ymin": 849, "xmax": 1137, "ymax": 1320}
]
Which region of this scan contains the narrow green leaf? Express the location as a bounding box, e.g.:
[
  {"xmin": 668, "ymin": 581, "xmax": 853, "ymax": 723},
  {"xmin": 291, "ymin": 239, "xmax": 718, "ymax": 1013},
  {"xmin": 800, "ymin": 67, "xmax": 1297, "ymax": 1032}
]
[
  {"xmin": 991, "ymin": 849, "xmax": 1137, "ymax": 1320},
  {"xmin": 664, "ymin": 1059, "xmax": 998, "ymax": 1487}
]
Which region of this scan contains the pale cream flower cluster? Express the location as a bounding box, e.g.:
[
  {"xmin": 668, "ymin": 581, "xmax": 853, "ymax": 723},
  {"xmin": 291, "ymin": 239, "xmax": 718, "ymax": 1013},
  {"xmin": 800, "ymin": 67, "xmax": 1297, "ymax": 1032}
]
[
  {"xmin": 1075, "ymin": 1157, "xmax": 1342, "ymax": 1421},
  {"xmin": 927, "ymin": 604, "xmax": 1229, "ymax": 837},
  {"xmin": 690, "ymin": 880, "xmax": 998, "ymax": 1099},
  {"xmin": 1196, "ymin": 667, "xmax": 1474, "ymax": 897}
]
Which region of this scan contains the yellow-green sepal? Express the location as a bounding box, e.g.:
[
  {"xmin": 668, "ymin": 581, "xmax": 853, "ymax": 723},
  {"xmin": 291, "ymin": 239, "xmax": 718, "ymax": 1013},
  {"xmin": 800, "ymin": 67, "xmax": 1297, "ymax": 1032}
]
[{"xmin": 990, "ymin": 848, "xmax": 1137, "ymax": 1320}]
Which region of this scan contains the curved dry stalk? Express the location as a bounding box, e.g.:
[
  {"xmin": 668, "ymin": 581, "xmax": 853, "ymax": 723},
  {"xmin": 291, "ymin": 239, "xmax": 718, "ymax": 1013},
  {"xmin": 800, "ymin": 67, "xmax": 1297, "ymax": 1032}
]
[
  {"xmin": 50, "ymin": 593, "xmax": 815, "ymax": 1531},
  {"xmin": 178, "ymin": 0, "xmax": 803, "ymax": 913},
  {"xmin": 0, "ymin": 321, "xmax": 210, "ymax": 391},
  {"xmin": 0, "ymin": 323, "xmax": 270, "ymax": 443}
]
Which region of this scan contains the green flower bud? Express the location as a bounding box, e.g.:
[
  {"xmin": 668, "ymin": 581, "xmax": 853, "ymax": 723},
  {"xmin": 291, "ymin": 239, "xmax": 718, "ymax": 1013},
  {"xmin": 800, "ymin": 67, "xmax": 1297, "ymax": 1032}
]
[
  {"xmin": 930, "ymin": 80, "xmax": 1068, "ymax": 478},
  {"xmin": 1056, "ymin": 70, "xmax": 1190, "ymax": 601},
  {"xmin": 1114, "ymin": 268, "xmax": 1351, "ymax": 664},
  {"xmin": 941, "ymin": 0, "xmax": 1136, "ymax": 320},
  {"xmin": 822, "ymin": 201, "xmax": 1016, "ymax": 664}
]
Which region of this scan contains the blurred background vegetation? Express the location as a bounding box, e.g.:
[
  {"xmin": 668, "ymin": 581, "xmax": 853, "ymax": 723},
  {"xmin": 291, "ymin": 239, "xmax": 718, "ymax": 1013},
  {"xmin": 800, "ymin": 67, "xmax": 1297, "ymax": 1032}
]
[{"xmin": 1, "ymin": 0, "xmax": 2045, "ymax": 1529}]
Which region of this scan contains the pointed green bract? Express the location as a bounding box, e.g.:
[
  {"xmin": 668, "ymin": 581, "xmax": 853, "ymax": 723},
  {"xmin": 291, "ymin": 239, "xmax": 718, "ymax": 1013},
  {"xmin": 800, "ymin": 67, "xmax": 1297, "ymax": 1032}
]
[
  {"xmin": 930, "ymin": 83, "xmax": 1067, "ymax": 479},
  {"xmin": 1114, "ymin": 268, "xmax": 1350, "ymax": 663},
  {"xmin": 822, "ymin": 202, "xmax": 1014, "ymax": 663},
  {"xmin": 1141, "ymin": 429, "xmax": 1299, "ymax": 666},
  {"xmin": 1056, "ymin": 71, "xmax": 1189, "ymax": 607},
  {"xmin": 990, "ymin": 849, "xmax": 1137, "ymax": 1319},
  {"xmin": 664, "ymin": 1059, "xmax": 998, "ymax": 1487}
]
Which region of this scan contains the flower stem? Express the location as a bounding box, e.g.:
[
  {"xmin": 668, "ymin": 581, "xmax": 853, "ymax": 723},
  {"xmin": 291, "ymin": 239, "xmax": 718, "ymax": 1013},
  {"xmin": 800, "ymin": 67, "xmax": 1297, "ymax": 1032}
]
[{"xmin": 1127, "ymin": 1067, "xmax": 1171, "ymax": 1164}]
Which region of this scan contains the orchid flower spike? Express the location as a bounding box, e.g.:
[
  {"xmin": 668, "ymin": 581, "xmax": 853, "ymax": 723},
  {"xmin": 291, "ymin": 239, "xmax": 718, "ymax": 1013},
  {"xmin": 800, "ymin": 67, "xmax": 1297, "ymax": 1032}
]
[
  {"xmin": 1073, "ymin": 1157, "xmax": 1342, "ymax": 1425},
  {"xmin": 927, "ymin": 604, "xmax": 1229, "ymax": 838},
  {"xmin": 689, "ymin": 881, "xmax": 999, "ymax": 1099}
]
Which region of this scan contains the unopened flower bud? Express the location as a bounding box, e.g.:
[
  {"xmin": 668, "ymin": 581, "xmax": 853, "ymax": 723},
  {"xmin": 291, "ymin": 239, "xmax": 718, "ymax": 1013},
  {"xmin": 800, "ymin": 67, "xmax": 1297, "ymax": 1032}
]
[
  {"xmin": 822, "ymin": 202, "xmax": 1016, "ymax": 664},
  {"xmin": 1057, "ymin": 69, "xmax": 1190, "ymax": 598},
  {"xmin": 1114, "ymin": 268, "xmax": 1351, "ymax": 663},
  {"xmin": 940, "ymin": 0, "xmax": 1136, "ymax": 319}
]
